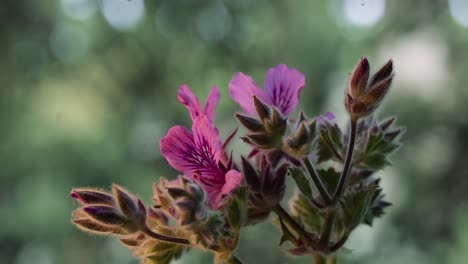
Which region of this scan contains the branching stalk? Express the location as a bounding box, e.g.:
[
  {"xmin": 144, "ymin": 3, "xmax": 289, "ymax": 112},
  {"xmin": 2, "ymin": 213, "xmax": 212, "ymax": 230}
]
[
  {"xmin": 142, "ymin": 226, "xmax": 190, "ymax": 246},
  {"xmin": 302, "ymin": 157, "xmax": 332, "ymax": 205},
  {"xmin": 332, "ymin": 116, "xmax": 359, "ymax": 203},
  {"xmin": 273, "ymin": 204, "xmax": 315, "ymax": 246}
]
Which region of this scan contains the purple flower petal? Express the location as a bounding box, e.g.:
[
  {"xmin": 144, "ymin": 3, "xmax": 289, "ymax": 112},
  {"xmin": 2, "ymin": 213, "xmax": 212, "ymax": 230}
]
[
  {"xmin": 192, "ymin": 116, "xmax": 222, "ymax": 164},
  {"xmin": 204, "ymin": 86, "xmax": 220, "ymax": 121},
  {"xmin": 229, "ymin": 72, "xmax": 270, "ymax": 115},
  {"xmin": 221, "ymin": 170, "xmax": 242, "ymax": 196},
  {"xmin": 160, "ymin": 125, "xmax": 196, "ymax": 177},
  {"xmin": 178, "ymin": 85, "xmax": 203, "ymax": 121},
  {"xmin": 317, "ymin": 112, "xmax": 336, "ymax": 125},
  {"xmin": 264, "ymin": 64, "xmax": 305, "ymax": 116}
]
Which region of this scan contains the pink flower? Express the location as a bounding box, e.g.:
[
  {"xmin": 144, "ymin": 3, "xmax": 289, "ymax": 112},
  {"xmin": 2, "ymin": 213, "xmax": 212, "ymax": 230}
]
[
  {"xmin": 160, "ymin": 86, "xmax": 242, "ymax": 209},
  {"xmin": 229, "ymin": 64, "xmax": 306, "ymax": 117},
  {"xmin": 177, "ymin": 84, "xmax": 220, "ymax": 121}
]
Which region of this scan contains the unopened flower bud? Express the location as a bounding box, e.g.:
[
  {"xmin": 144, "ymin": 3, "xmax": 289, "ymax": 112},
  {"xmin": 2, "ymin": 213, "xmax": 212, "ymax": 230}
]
[
  {"xmin": 113, "ymin": 184, "xmax": 139, "ymax": 219},
  {"xmin": 160, "ymin": 177, "xmax": 208, "ymax": 227},
  {"xmin": 70, "ymin": 189, "xmax": 114, "ymax": 205},
  {"xmin": 235, "ymin": 113, "xmax": 265, "ymax": 132},
  {"xmin": 147, "ymin": 206, "xmax": 169, "ymax": 226},
  {"xmin": 253, "ymin": 96, "xmax": 271, "ymax": 121},
  {"xmin": 73, "ymin": 218, "xmax": 129, "ymax": 235},
  {"xmin": 379, "ymin": 116, "xmax": 396, "ymax": 131},
  {"xmin": 283, "ymin": 118, "xmax": 316, "ymax": 158},
  {"xmin": 384, "ymin": 128, "xmax": 403, "ymax": 142},
  {"xmin": 345, "ymin": 58, "xmax": 394, "ymax": 118},
  {"xmin": 242, "ymin": 156, "xmax": 287, "ymax": 224},
  {"xmin": 83, "ymin": 205, "xmax": 128, "ymax": 226}
]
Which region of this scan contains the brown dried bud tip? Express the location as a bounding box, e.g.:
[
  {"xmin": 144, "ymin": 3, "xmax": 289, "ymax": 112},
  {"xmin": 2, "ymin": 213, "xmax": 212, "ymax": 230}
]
[{"xmin": 345, "ymin": 57, "xmax": 394, "ymax": 118}]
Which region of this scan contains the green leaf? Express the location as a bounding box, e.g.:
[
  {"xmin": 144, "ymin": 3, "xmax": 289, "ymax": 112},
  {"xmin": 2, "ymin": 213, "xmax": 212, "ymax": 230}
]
[
  {"xmin": 363, "ymin": 186, "xmax": 392, "ymax": 226},
  {"xmin": 315, "ymin": 120, "xmax": 343, "ymax": 163},
  {"xmin": 339, "ymin": 184, "xmax": 377, "ymax": 230},
  {"xmin": 317, "ymin": 168, "xmax": 340, "ymax": 195},
  {"xmin": 137, "ymin": 239, "xmax": 187, "ymax": 264},
  {"xmin": 226, "ymin": 187, "xmax": 248, "ymax": 231},
  {"xmin": 354, "ymin": 119, "xmax": 403, "ymax": 170},
  {"xmin": 289, "ymin": 192, "xmax": 323, "ymax": 232},
  {"xmin": 289, "ymin": 168, "xmax": 313, "ymax": 199}
]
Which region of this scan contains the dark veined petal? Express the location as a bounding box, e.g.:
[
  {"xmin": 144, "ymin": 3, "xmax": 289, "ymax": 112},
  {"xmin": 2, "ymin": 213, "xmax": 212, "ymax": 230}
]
[
  {"xmin": 264, "ymin": 64, "xmax": 305, "ymax": 116},
  {"xmin": 229, "ymin": 72, "xmax": 270, "ymax": 115}
]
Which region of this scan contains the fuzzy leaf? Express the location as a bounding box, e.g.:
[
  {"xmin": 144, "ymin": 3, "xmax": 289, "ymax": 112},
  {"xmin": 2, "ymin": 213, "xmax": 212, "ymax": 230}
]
[
  {"xmin": 137, "ymin": 239, "xmax": 187, "ymax": 264},
  {"xmin": 290, "ymin": 192, "xmax": 323, "ymax": 232},
  {"xmin": 289, "ymin": 168, "xmax": 313, "ymax": 199},
  {"xmin": 339, "ymin": 184, "xmax": 376, "ymax": 230},
  {"xmin": 317, "ymin": 168, "xmax": 340, "ymax": 195}
]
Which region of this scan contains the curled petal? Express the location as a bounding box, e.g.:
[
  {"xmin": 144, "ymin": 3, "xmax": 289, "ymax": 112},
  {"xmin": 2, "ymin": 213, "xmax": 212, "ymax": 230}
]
[
  {"xmin": 264, "ymin": 64, "xmax": 305, "ymax": 116},
  {"xmin": 177, "ymin": 85, "xmax": 203, "ymax": 120},
  {"xmin": 221, "ymin": 170, "xmax": 243, "ymax": 196},
  {"xmin": 229, "ymin": 72, "xmax": 269, "ymax": 115},
  {"xmin": 204, "ymin": 86, "xmax": 221, "ymax": 120}
]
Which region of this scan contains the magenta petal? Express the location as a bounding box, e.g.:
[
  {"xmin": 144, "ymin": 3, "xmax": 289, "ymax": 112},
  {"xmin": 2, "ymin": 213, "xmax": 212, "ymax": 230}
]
[
  {"xmin": 264, "ymin": 64, "xmax": 305, "ymax": 116},
  {"xmin": 160, "ymin": 125, "xmax": 196, "ymax": 177},
  {"xmin": 204, "ymin": 86, "xmax": 220, "ymax": 120},
  {"xmin": 178, "ymin": 85, "xmax": 204, "ymax": 121},
  {"xmin": 221, "ymin": 170, "xmax": 242, "ymax": 196},
  {"xmin": 229, "ymin": 72, "xmax": 270, "ymax": 115},
  {"xmin": 192, "ymin": 116, "xmax": 222, "ymax": 164}
]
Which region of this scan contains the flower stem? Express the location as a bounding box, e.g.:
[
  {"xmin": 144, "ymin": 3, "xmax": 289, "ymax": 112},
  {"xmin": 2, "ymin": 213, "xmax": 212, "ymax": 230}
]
[
  {"xmin": 273, "ymin": 204, "xmax": 314, "ymax": 246},
  {"xmin": 142, "ymin": 226, "xmax": 190, "ymax": 246},
  {"xmin": 332, "ymin": 116, "xmax": 358, "ymax": 203},
  {"xmin": 302, "ymin": 157, "xmax": 332, "ymax": 205},
  {"xmin": 327, "ymin": 256, "xmax": 337, "ymax": 264},
  {"xmin": 318, "ymin": 210, "xmax": 336, "ymax": 247},
  {"xmin": 314, "ymin": 254, "xmax": 326, "ymax": 264},
  {"xmin": 227, "ymin": 254, "xmax": 244, "ymax": 264}
]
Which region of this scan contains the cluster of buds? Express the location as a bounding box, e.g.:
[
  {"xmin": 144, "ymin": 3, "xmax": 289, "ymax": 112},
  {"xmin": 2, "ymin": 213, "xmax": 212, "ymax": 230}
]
[
  {"xmin": 345, "ymin": 58, "xmax": 394, "ymax": 119},
  {"xmin": 236, "ymin": 96, "xmax": 287, "ymax": 150},
  {"xmin": 71, "ymin": 185, "xmax": 146, "ymax": 236},
  {"xmin": 71, "ymin": 59, "xmax": 403, "ymax": 264},
  {"xmin": 241, "ymin": 156, "xmax": 288, "ymax": 224}
]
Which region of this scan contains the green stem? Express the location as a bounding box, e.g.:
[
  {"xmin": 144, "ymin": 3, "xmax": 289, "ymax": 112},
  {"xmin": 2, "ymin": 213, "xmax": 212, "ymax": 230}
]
[
  {"xmin": 327, "ymin": 255, "xmax": 337, "ymax": 264},
  {"xmin": 273, "ymin": 204, "xmax": 314, "ymax": 246},
  {"xmin": 142, "ymin": 226, "xmax": 190, "ymax": 246},
  {"xmin": 318, "ymin": 210, "xmax": 336, "ymax": 247},
  {"xmin": 332, "ymin": 116, "xmax": 359, "ymax": 203},
  {"xmin": 227, "ymin": 254, "xmax": 244, "ymax": 264},
  {"xmin": 314, "ymin": 254, "xmax": 326, "ymax": 264},
  {"xmin": 302, "ymin": 157, "xmax": 332, "ymax": 205}
]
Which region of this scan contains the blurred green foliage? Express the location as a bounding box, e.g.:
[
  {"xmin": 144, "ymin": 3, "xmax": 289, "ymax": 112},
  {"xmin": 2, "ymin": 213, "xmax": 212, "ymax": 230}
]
[{"xmin": 2, "ymin": 0, "xmax": 468, "ymax": 263}]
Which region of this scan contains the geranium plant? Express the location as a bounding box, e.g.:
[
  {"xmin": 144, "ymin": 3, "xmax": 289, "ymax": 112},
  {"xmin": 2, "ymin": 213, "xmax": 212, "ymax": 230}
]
[{"xmin": 70, "ymin": 58, "xmax": 403, "ymax": 264}]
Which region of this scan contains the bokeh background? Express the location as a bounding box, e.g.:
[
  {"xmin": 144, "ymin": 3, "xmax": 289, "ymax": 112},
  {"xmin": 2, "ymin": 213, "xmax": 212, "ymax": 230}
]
[{"xmin": 1, "ymin": 0, "xmax": 468, "ymax": 263}]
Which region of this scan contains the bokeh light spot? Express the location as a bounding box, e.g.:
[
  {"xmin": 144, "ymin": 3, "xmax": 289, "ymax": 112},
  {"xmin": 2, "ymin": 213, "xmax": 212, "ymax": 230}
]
[
  {"xmin": 449, "ymin": 0, "xmax": 468, "ymax": 27},
  {"xmin": 61, "ymin": 0, "xmax": 97, "ymax": 21},
  {"xmin": 49, "ymin": 23, "xmax": 91, "ymax": 64},
  {"xmin": 101, "ymin": 0, "xmax": 145, "ymax": 31},
  {"xmin": 342, "ymin": 0, "xmax": 385, "ymax": 26},
  {"xmin": 196, "ymin": 1, "xmax": 232, "ymax": 43}
]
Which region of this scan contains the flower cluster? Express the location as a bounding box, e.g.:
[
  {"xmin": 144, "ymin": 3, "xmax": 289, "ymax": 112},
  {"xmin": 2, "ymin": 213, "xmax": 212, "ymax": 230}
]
[{"xmin": 71, "ymin": 58, "xmax": 403, "ymax": 264}]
